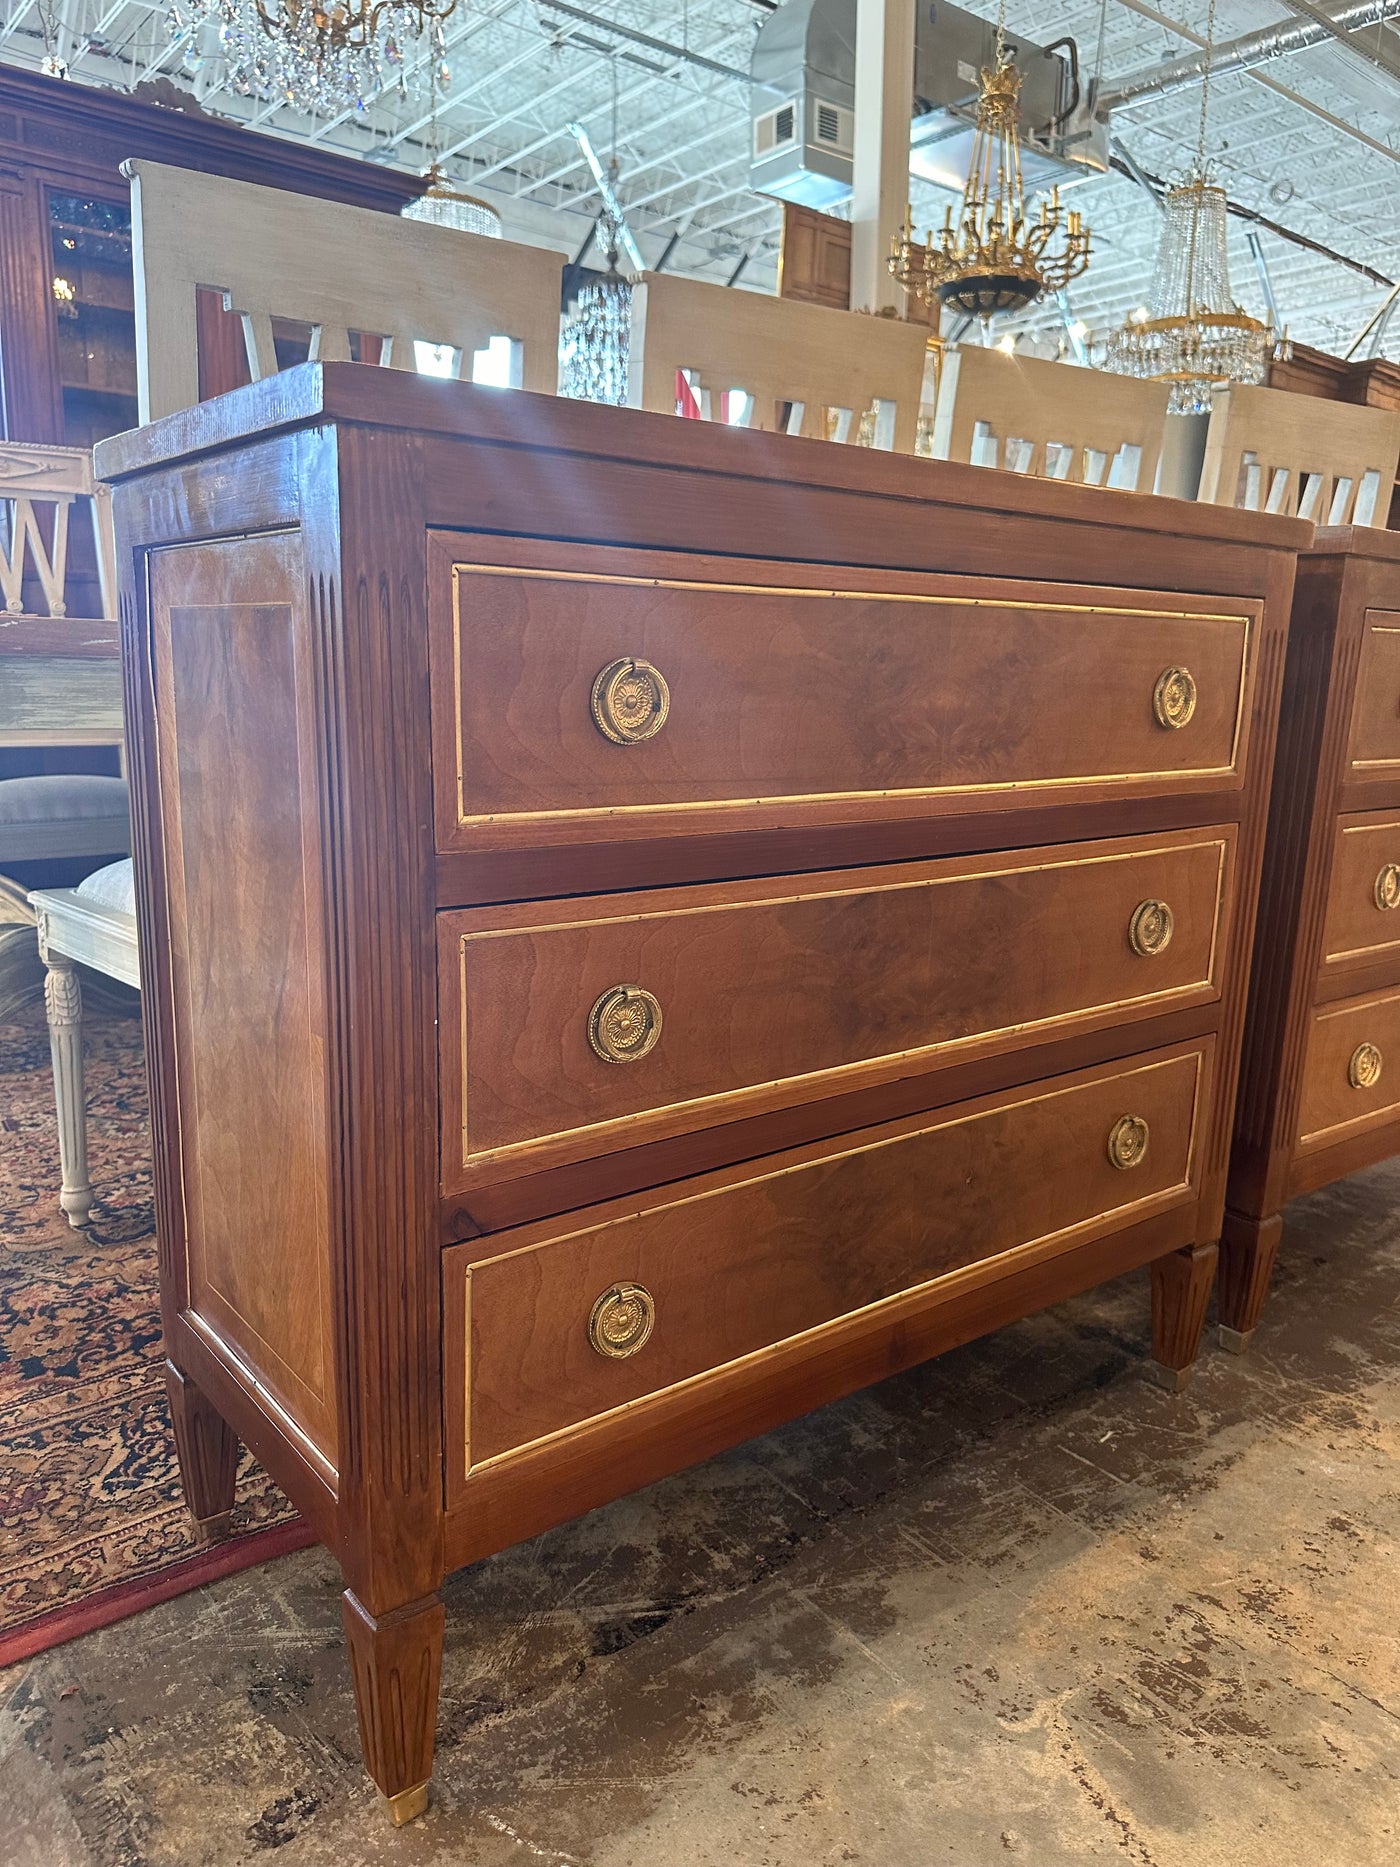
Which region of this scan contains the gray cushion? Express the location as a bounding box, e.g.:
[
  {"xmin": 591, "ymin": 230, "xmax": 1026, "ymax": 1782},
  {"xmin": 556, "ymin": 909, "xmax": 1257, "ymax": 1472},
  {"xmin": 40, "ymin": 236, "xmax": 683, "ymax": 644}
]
[
  {"xmin": 0, "ymin": 774, "xmax": 129, "ymax": 823},
  {"xmin": 76, "ymin": 857, "xmax": 136, "ymax": 917}
]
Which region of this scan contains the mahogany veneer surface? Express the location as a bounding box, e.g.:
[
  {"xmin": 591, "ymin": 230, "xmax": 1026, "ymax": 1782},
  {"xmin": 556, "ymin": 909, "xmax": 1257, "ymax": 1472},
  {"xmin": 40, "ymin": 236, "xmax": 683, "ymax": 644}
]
[{"xmin": 95, "ymin": 363, "xmax": 1305, "ymax": 1815}]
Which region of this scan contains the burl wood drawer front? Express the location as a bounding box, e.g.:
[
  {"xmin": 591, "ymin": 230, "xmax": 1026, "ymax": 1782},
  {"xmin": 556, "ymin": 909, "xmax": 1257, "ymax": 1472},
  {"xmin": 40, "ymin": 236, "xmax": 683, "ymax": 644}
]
[
  {"xmin": 1345, "ymin": 611, "xmax": 1400, "ymax": 776},
  {"xmin": 444, "ymin": 1044, "xmax": 1210, "ymax": 1478},
  {"xmin": 438, "ymin": 827, "xmax": 1234, "ymax": 1189},
  {"xmin": 1319, "ymin": 813, "xmax": 1400, "ymax": 977},
  {"xmin": 430, "ymin": 541, "xmax": 1258, "ymax": 848},
  {"xmin": 1297, "ymin": 987, "xmax": 1400, "ymax": 1153}
]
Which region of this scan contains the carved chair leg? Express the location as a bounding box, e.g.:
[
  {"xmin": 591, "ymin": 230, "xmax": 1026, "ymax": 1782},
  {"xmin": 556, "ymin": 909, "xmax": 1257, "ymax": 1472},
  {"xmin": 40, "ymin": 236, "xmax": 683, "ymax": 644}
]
[
  {"xmin": 165, "ymin": 1359, "xmax": 239, "ymax": 1542},
  {"xmin": 42, "ymin": 954, "xmax": 94, "ymax": 1229},
  {"xmin": 1150, "ymin": 1241, "xmax": 1218, "ymax": 1391},
  {"xmin": 1217, "ymin": 1210, "xmax": 1283, "ymax": 1354},
  {"xmin": 342, "ymin": 1589, "xmax": 445, "ymax": 1826}
]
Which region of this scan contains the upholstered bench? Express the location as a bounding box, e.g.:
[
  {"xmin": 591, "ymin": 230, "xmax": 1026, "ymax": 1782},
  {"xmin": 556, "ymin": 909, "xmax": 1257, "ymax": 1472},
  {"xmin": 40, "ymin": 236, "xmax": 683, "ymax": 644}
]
[
  {"xmin": 29, "ymin": 857, "xmax": 139, "ymax": 1228},
  {"xmin": 0, "ymin": 773, "xmax": 130, "ymax": 869}
]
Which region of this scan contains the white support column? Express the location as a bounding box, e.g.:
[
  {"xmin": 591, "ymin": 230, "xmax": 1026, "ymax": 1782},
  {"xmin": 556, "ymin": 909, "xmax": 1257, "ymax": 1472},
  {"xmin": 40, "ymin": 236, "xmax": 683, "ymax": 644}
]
[
  {"xmin": 40, "ymin": 948, "xmax": 94, "ymax": 1229},
  {"xmin": 850, "ymin": 0, "xmax": 916, "ymax": 315}
]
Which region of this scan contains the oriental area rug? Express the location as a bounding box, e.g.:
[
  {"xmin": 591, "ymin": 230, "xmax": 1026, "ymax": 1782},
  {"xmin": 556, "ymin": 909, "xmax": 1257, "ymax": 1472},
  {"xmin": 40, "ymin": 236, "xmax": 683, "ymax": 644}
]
[{"xmin": 0, "ymin": 992, "xmax": 313, "ymax": 1668}]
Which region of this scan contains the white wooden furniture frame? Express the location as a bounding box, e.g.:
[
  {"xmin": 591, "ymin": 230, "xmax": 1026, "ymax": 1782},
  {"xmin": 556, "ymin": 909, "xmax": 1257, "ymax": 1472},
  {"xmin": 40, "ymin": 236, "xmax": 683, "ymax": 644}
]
[
  {"xmin": 124, "ymin": 158, "xmax": 566, "ymax": 421},
  {"xmin": 31, "ymin": 873, "xmax": 139, "ymax": 1230},
  {"xmin": 627, "ymin": 273, "xmax": 928, "ymax": 453},
  {"xmin": 0, "ymin": 441, "xmax": 116, "ymax": 620},
  {"xmin": 1198, "ymin": 384, "xmax": 1400, "ymax": 526},
  {"xmin": 929, "ymin": 347, "xmax": 1172, "ymax": 493}
]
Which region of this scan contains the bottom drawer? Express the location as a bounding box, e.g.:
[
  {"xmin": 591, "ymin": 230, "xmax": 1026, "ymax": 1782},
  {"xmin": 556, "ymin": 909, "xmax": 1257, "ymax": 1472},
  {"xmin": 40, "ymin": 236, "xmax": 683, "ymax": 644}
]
[
  {"xmin": 446, "ymin": 1042, "xmax": 1212, "ymax": 1481},
  {"xmin": 1297, "ymin": 987, "xmax": 1400, "ymax": 1153}
]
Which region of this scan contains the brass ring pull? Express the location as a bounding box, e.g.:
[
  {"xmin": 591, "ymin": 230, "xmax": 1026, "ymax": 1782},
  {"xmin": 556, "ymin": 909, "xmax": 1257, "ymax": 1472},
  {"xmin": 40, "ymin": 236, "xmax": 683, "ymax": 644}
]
[
  {"xmin": 1129, "ymin": 898, "xmax": 1175, "ymax": 958},
  {"xmin": 588, "ymin": 984, "xmax": 663, "ymax": 1063},
  {"xmin": 591, "ymin": 657, "xmax": 670, "ymax": 745},
  {"xmin": 1153, "ymin": 666, "xmax": 1197, "ymax": 731},
  {"xmin": 1375, "ymin": 864, "xmax": 1400, "ymax": 912},
  {"xmin": 588, "ymin": 1282, "xmax": 656, "ymax": 1359},
  {"xmin": 1348, "ymin": 1042, "xmax": 1383, "ymax": 1090},
  {"xmin": 1107, "ymin": 1114, "xmax": 1149, "ymax": 1170}
]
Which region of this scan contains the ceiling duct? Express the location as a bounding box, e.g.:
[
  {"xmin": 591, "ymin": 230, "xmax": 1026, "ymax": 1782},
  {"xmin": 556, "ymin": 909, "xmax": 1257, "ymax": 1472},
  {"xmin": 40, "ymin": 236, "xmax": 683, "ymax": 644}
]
[{"xmin": 749, "ymin": 0, "xmax": 1109, "ymax": 210}]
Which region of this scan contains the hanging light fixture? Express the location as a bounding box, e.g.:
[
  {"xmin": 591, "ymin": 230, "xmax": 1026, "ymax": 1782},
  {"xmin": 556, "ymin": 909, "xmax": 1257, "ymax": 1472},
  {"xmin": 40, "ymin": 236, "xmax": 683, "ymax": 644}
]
[
  {"xmin": 889, "ymin": 6, "xmax": 1090, "ymax": 321},
  {"xmin": 402, "ymin": 58, "xmax": 501, "ymax": 237},
  {"xmin": 1104, "ymin": 0, "xmax": 1287, "ymax": 414},
  {"xmin": 168, "ymin": 0, "xmax": 458, "ymax": 116},
  {"xmin": 559, "ymin": 221, "xmax": 633, "ymax": 407}
]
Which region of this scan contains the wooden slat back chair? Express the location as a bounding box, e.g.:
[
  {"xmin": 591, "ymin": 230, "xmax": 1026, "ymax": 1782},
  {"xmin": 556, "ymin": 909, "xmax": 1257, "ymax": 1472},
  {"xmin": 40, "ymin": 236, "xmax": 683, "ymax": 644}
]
[
  {"xmin": 627, "ymin": 273, "xmax": 929, "ymax": 452},
  {"xmin": 1197, "ymin": 384, "xmax": 1400, "ymax": 526},
  {"xmin": 929, "ymin": 346, "xmax": 1172, "ymax": 493},
  {"xmin": 124, "ymin": 158, "xmax": 566, "ymax": 421},
  {"xmin": 0, "ymin": 440, "xmax": 126, "ymax": 868}
]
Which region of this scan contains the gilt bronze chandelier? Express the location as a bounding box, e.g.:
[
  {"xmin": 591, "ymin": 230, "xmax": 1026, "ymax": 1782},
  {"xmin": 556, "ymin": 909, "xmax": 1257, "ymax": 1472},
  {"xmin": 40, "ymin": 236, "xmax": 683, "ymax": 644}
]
[{"xmin": 889, "ymin": 30, "xmax": 1090, "ymax": 321}]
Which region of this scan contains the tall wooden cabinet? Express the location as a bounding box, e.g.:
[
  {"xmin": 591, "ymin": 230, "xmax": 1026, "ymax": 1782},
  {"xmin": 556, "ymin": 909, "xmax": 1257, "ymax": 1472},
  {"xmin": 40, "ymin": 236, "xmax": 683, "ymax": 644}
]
[{"xmin": 95, "ymin": 364, "xmax": 1306, "ymax": 1821}]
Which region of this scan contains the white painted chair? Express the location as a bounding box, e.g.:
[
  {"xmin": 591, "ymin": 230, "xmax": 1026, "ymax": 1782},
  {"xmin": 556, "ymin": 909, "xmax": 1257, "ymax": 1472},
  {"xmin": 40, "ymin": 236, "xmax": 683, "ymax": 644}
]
[
  {"xmin": 30, "ymin": 859, "xmax": 139, "ymax": 1230},
  {"xmin": 124, "ymin": 157, "xmax": 567, "ymax": 421},
  {"xmin": 0, "ymin": 441, "xmax": 127, "ymax": 873},
  {"xmin": 626, "ymin": 273, "xmax": 929, "ymax": 453},
  {"xmin": 928, "ymin": 347, "xmax": 1172, "ymax": 493},
  {"xmin": 1196, "ymin": 384, "xmax": 1400, "ymax": 526}
]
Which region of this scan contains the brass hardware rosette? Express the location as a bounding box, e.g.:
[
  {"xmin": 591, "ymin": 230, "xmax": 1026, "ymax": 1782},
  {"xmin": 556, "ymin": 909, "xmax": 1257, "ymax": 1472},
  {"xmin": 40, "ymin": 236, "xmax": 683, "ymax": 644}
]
[
  {"xmin": 1107, "ymin": 1114, "xmax": 1150, "ymax": 1170},
  {"xmin": 1129, "ymin": 899, "xmax": 1175, "ymax": 957},
  {"xmin": 591, "ymin": 656, "xmax": 670, "ymax": 745},
  {"xmin": 588, "ymin": 984, "xmax": 663, "ymax": 1063},
  {"xmin": 588, "ymin": 1282, "xmax": 656, "ymax": 1359},
  {"xmin": 1348, "ymin": 1042, "xmax": 1383, "ymax": 1090},
  {"xmin": 1153, "ymin": 667, "xmax": 1197, "ymax": 730},
  {"xmin": 1375, "ymin": 864, "xmax": 1400, "ymax": 912}
]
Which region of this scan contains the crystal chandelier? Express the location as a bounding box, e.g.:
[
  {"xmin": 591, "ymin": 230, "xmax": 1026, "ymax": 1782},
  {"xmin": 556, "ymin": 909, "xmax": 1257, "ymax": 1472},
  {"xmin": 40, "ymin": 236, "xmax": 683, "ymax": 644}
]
[
  {"xmin": 1104, "ymin": 0, "xmax": 1286, "ymax": 414},
  {"xmin": 403, "ymin": 166, "xmax": 502, "ymax": 238},
  {"xmin": 168, "ymin": 0, "xmax": 458, "ymax": 115},
  {"xmin": 889, "ymin": 16, "xmax": 1090, "ymax": 321},
  {"xmin": 559, "ymin": 227, "xmax": 633, "ymax": 407}
]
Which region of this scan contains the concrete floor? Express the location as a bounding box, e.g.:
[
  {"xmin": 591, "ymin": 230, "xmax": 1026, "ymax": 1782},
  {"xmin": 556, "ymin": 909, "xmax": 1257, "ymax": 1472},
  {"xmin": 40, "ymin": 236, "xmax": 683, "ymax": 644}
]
[{"xmin": 4, "ymin": 1164, "xmax": 1398, "ymax": 1867}]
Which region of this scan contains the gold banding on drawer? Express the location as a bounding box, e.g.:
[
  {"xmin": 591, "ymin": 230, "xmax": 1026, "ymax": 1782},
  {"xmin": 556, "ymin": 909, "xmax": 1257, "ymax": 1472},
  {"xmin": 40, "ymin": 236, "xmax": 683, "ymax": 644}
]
[
  {"xmin": 1319, "ymin": 813, "xmax": 1400, "ymax": 973},
  {"xmin": 1297, "ymin": 987, "xmax": 1400, "ymax": 1151},
  {"xmin": 430, "ymin": 546, "xmax": 1259, "ymax": 847},
  {"xmin": 438, "ymin": 827, "xmax": 1236, "ymax": 1189},
  {"xmin": 443, "ymin": 1044, "xmax": 1211, "ymax": 1479},
  {"xmin": 1345, "ymin": 611, "xmax": 1400, "ymax": 775}
]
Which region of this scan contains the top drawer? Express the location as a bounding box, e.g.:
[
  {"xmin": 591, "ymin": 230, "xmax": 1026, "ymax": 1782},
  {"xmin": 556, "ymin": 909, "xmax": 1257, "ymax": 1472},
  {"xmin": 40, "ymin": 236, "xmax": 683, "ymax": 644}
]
[
  {"xmin": 429, "ymin": 540, "xmax": 1260, "ymax": 851},
  {"xmin": 1345, "ymin": 611, "xmax": 1400, "ymax": 777}
]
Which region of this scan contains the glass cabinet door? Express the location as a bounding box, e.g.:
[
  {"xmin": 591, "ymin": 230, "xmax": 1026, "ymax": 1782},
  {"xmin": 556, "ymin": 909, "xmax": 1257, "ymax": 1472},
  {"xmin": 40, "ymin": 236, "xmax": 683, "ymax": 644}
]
[{"xmin": 48, "ymin": 191, "xmax": 138, "ymax": 448}]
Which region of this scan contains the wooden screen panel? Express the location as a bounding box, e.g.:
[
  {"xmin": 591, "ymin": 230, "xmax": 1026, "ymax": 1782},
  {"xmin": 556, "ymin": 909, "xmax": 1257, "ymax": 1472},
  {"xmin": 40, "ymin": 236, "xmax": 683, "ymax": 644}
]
[
  {"xmin": 1319, "ymin": 812, "xmax": 1400, "ymax": 974},
  {"xmin": 439, "ymin": 827, "xmax": 1235, "ymax": 1188},
  {"xmin": 448, "ymin": 1044, "xmax": 1210, "ymax": 1474},
  {"xmin": 1345, "ymin": 613, "xmax": 1400, "ymax": 774},
  {"xmin": 431, "ymin": 542, "xmax": 1260, "ymax": 851},
  {"xmin": 1296, "ymin": 987, "xmax": 1400, "ymax": 1152},
  {"xmin": 150, "ymin": 536, "xmax": 336, "ymax": 1463}
]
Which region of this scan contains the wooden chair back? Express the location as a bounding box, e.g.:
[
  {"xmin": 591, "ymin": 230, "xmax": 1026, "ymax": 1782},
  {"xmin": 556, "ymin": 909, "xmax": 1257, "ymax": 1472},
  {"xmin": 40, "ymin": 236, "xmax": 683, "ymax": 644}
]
[
  {"xmin": 929, "ymin": 347, "xmax": 1170, "ymax": 492},
  {"xmin": 124, "ymin": 158, "xmax": 565, "ymax": 421},
  {"xmin": 627, "ymin": 273, "xmax": 928, "ymax": 452},
  {"xmin": 0, "ymin": 441, "xmax": 116, "ymax": 621},
  {"xmin": 1198, "ymin": 384, "xmax": 1400, "ymax": 526}
]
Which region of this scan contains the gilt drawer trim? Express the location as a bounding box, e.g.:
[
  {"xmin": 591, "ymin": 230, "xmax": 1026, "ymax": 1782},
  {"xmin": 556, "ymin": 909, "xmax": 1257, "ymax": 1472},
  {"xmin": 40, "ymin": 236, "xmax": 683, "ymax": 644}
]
[{"xmin": 446, "ymin": 1044, "xmax": 1210, "ymax": 1483}]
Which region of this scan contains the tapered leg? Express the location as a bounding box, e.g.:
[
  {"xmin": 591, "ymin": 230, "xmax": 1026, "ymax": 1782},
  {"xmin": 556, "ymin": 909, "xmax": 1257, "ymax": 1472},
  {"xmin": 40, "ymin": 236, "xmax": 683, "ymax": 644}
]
[
  {"xmin": 42, "ymin": 955, "xmax": 94, "ymax": 1229},
  {"xmin": 1217, "ymin": 1209, "xmax": 1283, "ymax": 1353},
  {"xmin": 164, "ymin": 1359, "xmax": 239, "ymax": 1542},
  {"xmin": 1150, "ymin": 1241, "xmax": 1218, "ymax": 1391},
  {"xmin": 342, "ymin": 1589, "xmax": 445, "ymax": 1825}
]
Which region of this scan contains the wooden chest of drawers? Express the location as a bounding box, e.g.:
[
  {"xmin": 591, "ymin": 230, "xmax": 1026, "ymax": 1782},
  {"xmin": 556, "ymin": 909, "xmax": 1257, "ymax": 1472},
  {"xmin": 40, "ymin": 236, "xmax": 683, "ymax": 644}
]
[
  {"xmin": 1225, "ymin": 527, "xmax": 1400, "ymax": 1346},
  {"xmin": 95, "ymin": 364, "xmax": 1305, "ymax": 1822}
]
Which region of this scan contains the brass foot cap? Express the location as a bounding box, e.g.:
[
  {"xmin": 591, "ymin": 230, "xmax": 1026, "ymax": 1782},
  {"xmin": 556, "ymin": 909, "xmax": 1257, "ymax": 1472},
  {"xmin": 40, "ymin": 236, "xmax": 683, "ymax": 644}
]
[
  {"xmin": 383, "ymin": 1782, "xmax": 430, "ymax": 1827},
  {"xmin": 193, "ymin": 1510, "xmax": 234, "ymax": 1544},
  {"xmin": 1218, "ymin": 1325, "xmax": 1254, "ymax": 1355},
  {"xmin": 1148, "ymin": 1361, "xmax": 1194, "ymax": 1393}
]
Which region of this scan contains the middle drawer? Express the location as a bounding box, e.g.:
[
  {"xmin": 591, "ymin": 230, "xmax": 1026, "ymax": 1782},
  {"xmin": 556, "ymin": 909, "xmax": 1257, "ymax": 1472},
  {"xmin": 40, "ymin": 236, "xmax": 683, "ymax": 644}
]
[{"xmin": 439, "ymin": 826, "xmax": 1235, "ymax": 1192}]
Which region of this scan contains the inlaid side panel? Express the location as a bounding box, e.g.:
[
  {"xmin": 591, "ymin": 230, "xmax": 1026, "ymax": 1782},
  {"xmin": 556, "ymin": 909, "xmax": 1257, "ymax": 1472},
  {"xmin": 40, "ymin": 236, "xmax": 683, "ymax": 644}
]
[
  {"xmin": 429, "ymin": 538, "xmax": 1260, "ymax": 849},
  {"xmin": 149, "ymin": 536, "xmax": 337, "ymax": 1467},
  {"xmin": 439, "ymin": 827, "xmax": 1236, "ymax": 1189},
  {"xmin": 447, "ymin": 1042, "xmax": 1211, "ymax": 1478}
]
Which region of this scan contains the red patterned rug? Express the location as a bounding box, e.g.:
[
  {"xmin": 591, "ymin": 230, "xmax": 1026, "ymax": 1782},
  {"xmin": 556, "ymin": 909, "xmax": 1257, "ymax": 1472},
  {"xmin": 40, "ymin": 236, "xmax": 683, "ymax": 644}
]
[{"xmin": 0, "ymin": 993, "xmax": 314, "ymax": 1668}]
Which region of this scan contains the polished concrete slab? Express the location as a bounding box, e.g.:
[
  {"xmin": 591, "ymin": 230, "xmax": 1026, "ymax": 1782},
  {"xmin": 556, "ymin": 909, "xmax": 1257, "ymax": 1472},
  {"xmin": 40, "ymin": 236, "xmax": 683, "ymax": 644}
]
[{"xmin": 3, "ymin": 1160, "xmax": 1398, "ymax": 1867}]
